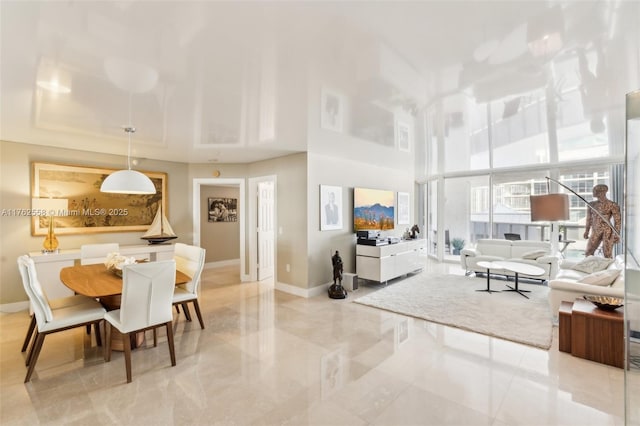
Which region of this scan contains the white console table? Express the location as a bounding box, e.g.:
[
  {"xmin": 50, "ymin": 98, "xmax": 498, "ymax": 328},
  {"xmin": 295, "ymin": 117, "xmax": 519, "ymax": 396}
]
[
  {"xmin": 29, "ymin": 244, "xmax": 175, "ymax": 300},
  {"xmin": 356, "ymin": 239, "xmax": 425, "ymax": 284}
]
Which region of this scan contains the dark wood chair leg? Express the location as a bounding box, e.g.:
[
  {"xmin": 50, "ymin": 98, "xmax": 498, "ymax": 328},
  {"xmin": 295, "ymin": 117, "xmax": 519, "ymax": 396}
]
[
  {"xmin": 181, "ymin": 303, "xmax": 192, "ymax": 321},
  {"xmin": 24, "ymin": 333, "xmax": 45, "ymax": 383},
  {"xmin": 123, "ymin": 332, "xmax": 132, "ymax": 383},
  {"xmin": 153, "ymin": 328, "xmax": 157, "ymax": 347},
  {"xmin": 104, "ymin": 322, "xmax": 112, "ymax": 362},
  {"xmin": 192, "ymin": 300, "xmax": 205, "ymax": 329},
  {"xmin": 21, "ymin": 315, "xmax": 36, "ymax": 352},
  {"xmin": 175, "ymin": 305, "xmax": 180, "ymax": 313},
  {"xmin": 25, "ymin": 331, "xmax": 39, "ymax": 367},
  {"xmin": 86, "ymin": 324, "xmax": 91, "ymax": 335},
  {"xmin": 165, "ymin": 322, "xmax": 176, "ymax": 367}
]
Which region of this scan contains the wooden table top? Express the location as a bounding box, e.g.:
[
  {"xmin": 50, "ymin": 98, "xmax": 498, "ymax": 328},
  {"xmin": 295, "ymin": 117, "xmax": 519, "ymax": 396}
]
[{"xmin": 60, "ymin": 263, "xmax": 190, "ymax": 298}]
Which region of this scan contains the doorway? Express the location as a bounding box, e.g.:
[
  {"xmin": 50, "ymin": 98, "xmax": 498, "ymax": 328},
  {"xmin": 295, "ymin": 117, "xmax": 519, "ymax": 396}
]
[
  {"xmin": 248, "ymin": 175, "xmax": 277, "ymax": 282},
  {"xmin": 193, "ymin": 178, "xmax": 247, "ymax": 281}
]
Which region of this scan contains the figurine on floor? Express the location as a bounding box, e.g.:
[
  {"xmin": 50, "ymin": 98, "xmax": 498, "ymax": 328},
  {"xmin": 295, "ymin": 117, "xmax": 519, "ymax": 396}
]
[
  {"xmin": 328, "ymin": 250, "xmax": 347, "ymax": 299},
  {"xmin": 584, "ymin": 184, "xmax": 621, "ymax": 258}
]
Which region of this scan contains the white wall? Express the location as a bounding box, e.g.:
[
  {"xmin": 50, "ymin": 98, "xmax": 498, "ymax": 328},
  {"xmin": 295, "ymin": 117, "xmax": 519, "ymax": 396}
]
[{"xmin": 307, "ymin": 152, "xmax": 415, "ymax": 290}]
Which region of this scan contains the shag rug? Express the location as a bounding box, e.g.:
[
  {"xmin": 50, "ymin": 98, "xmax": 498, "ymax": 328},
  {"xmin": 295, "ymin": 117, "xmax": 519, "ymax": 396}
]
[{"xmin": 354, "ymin": 273, "xmax": 553, "ymax": 349}]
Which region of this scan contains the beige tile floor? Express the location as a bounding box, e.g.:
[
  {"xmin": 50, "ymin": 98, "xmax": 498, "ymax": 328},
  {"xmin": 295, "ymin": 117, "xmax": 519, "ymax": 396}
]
[{"xmin": 0, "ymin": 260, "xmax": 625, "ymax": 425}]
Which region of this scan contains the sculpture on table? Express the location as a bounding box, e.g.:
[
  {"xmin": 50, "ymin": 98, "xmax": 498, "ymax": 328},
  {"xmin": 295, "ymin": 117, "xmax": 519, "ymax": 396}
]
[
  {"xmin": 410, "ymin": 224, "xmax": 420, "ymax": 239},
  {"xmin": 583, "ymin": 184, "xmax": 621, "ymax": 258},
  {"xmin": 328, "ymin": 250, "xmax": 347, "ymax": 299}
]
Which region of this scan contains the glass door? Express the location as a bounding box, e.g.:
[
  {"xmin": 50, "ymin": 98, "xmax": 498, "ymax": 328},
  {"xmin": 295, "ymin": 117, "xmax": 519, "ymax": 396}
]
[{"xmin": 625, "ymin": 90, "xmax": 640, "ymax": 425}]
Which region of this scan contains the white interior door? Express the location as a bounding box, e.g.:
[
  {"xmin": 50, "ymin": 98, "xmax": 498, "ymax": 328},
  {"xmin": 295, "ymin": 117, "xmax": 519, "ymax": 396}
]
[{"xmin": 257, "ymin": 180, "xmax": 275, "ymax": 280}]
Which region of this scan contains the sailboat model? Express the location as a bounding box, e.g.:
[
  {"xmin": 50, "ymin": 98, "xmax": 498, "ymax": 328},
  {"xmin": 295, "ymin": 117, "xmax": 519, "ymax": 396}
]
[{"xmin": 141, "ymin": 205, "xmax": 177, "ymax": 244}]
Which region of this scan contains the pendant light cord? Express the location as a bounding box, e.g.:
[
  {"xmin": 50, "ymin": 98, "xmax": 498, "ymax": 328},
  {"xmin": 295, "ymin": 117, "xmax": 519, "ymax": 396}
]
[{"xmin": 126, "ymin": 92, "xmax": 133, "ymax": 170}]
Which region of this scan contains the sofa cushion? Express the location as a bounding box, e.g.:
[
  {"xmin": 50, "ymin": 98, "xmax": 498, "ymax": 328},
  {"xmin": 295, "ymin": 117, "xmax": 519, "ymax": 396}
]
[
  {"xmin": 522, "ymin": 249, "xmax": 547, "ymax": 260},
  {"xmin": 577, "ymin": 269, "xmax": 621, "ymax": 286},
  {"xmin": 555, "ymin": 268, "xmax": 588, "ymax": 281},
  {"xmin": 571, "ymin": 256, "xmax": 614, "ymax": 274}
]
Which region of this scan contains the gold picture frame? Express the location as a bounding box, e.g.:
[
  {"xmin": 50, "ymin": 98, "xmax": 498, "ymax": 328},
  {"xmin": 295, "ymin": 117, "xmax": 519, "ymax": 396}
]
[{"xmin": 31, "ymin": 162, "xmax": 167, "ymax": 236}]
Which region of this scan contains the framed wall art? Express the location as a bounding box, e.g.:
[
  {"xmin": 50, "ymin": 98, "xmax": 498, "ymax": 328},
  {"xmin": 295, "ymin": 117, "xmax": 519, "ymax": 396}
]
[
  {"xmin": 397, "ymin": 191, "xmax": 410, "ymax": 225},
  {"xmin": 208, "ymin": 197, "xmax": 238, "ymax": 222},
  {"xmin": 320, "ymin": 185, "xmax": 343, "ymax": 231},
  {"xmin": 31, "ymin": 162, "xmax": 167, "ymax": 236}
]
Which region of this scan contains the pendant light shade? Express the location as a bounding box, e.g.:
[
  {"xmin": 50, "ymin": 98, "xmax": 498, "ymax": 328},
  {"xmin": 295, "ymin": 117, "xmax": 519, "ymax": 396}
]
[
  {"xmin": 101, "ymin": 125, "xmax": 156, "ymax": 194},
  {"xmin": 100, "ymin": 169, "xmax": 156, "ymax": 194}
]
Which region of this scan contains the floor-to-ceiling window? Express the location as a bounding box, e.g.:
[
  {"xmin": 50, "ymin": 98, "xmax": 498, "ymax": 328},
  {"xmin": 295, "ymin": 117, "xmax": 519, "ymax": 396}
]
[{"xmin": 422, "ymin": 43, "xmax": 627, "ymax": 260}]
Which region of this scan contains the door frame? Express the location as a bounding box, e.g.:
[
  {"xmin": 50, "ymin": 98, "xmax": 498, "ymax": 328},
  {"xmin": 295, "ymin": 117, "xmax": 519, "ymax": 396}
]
[
  {"xmin": 248, "ymin": 175, "xmax": 277, "ymax": 282},
  {"xmin": 192, "ymin": 178, "xmax": 247, "ymax": 282}
]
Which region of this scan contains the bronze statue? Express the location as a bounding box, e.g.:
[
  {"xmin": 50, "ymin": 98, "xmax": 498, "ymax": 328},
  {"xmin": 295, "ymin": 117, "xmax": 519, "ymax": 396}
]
[
  {"xmin": 584, "ymin": 184, "xmax": 621, "ymax": 258},
  {"xmin": 328, "ymin": 250, "xmax": 347, "ymax": 299}
]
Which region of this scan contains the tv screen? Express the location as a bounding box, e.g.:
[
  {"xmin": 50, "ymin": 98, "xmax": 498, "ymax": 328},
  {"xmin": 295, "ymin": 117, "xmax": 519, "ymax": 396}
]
[{"xmin": 354, "ymin": 187, "xmax": 395, "ymax": 231}]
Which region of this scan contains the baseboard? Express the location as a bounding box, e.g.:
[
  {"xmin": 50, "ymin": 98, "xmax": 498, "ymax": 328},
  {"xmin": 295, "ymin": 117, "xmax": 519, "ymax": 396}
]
[
  {"xmin": 0, "ymin": 300, "xmax": 29, "ymax": 313},
  {"xmin": 204, "ymin": 259, "xmax": 240, "ymax": 269},
  {"xmin": 275, "ymin": 281, "xmax": 331, "ymax": 298}
]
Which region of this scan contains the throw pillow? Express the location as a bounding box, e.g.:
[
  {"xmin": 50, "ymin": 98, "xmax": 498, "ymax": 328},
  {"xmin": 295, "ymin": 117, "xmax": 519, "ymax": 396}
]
[
  {"xmin": 571, "ymin": 256, "xmax": 614, "ymax": 274},
  {"xmin": 522, "ymin": 249, "xmax": 547, "ymax": 260},
  {"xmin": 577, "ymin": 269, "xmax": 621, "ymax": 286}
]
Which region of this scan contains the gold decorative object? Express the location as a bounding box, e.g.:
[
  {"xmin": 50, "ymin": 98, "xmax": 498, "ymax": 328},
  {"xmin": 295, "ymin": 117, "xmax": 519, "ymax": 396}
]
[
  {"xmin": 583, "ymin": 295, "xmax": 624, "ymax": 311},
  {"xmin": 31, "ymin": 197, "xmax": 68, "ymax": 253}
]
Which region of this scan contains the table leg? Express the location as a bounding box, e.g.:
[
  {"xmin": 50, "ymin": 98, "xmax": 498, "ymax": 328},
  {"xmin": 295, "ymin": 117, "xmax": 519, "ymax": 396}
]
[
  {"xmin": 477, "ymin": 268, "xmax": 499, "ymax": 293},
  {"xmin": 502, "ymin": 272, "xmax": 531, "ymax": 298}
]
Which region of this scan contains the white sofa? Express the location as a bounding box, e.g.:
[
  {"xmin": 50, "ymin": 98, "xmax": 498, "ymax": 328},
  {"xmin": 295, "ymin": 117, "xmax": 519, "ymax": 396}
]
[
  {"xmin": 460, "ymin": 239, "xmax": 559, "ymax": 281},
  {"xmin": 548, "ymin": 255, "xmax": 625, "ymax": 321}
]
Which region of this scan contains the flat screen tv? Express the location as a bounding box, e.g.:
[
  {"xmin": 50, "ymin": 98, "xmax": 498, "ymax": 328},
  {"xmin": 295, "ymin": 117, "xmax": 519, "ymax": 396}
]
[{"xmin": 354, "ymin": 187, "xmax": 395, "ymax": 231}]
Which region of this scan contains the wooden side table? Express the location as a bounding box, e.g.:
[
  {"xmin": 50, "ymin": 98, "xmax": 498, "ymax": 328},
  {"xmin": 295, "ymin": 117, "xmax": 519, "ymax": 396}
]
[{"xmin": 559, "ymin": 298, "xmax": 624, "ymax": 368}]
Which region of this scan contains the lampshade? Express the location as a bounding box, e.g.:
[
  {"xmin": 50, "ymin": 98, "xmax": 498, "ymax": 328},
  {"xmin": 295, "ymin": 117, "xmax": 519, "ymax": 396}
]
[
  {"xmin": 31, "ymin": 198, "xmax": 68, "ymax": 215},
  {"xmin": 100, "ymin": 125, "xmax": 156, "ymax": 194},
  {"xmin": 529, "ymin": 194, "xmax": 570, "ymax": 222},
  {"xmin": 100, "ymin": 169, "xmax": 156, "ymax": 194}
]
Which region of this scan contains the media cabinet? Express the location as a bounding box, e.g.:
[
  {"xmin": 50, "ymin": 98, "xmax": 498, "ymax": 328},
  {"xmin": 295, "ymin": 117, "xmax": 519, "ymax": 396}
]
[{"xmin": 356, "ymin": 239, "xmax": 425, "ymax": 284}]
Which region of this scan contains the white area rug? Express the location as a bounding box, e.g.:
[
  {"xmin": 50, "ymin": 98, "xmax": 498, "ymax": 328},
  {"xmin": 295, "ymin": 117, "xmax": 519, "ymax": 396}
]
[{"xmin": 354, "ymin": 273, "xmax": 553, "ymax": 349}]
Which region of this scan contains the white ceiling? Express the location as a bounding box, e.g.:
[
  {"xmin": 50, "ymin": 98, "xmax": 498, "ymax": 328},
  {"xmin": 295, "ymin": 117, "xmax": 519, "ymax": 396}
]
[{"xmin": 1, "ymin": 1, "xmax": 637, "ymax": 164}]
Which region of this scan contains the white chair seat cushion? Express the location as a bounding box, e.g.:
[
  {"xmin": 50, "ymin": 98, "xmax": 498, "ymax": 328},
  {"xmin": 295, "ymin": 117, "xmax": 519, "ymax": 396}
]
[
  {"xmin": 173, "ymin": 287, "xmax": 198, "ymax": 303},
  {"xmin": 104, "ymin": 310, "xmax": 124, "ymax": 332},
  {"xmin": 39, "ymin": 301, "xmax": 106, "ymax": 332}
]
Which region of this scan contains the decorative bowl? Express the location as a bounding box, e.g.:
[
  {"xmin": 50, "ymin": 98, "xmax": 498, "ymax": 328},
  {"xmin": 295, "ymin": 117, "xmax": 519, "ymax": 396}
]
[{"xmin": 583, "ymin": 295, "xmax": 624, "ymax": 311}]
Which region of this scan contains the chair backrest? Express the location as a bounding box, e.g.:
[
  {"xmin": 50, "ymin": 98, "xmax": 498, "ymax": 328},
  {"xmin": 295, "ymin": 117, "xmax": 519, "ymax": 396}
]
[
  {"xmin": 118, "ymin": 260, "xmax": 176, "ymax": 333},
  {"xmin": 504, "ymin": 233, "xmax": 522, "ymax": 241},
  {"xmin": 17, "ymin": 255, "xmax": 54, "ymax": 327},
  {"xmin": 173, "ymin": 243, "xmax": 206, "ymax": 294},
  {"xmin": 80, "ymin": 243, "xmax": 120, "ymax": 265}
]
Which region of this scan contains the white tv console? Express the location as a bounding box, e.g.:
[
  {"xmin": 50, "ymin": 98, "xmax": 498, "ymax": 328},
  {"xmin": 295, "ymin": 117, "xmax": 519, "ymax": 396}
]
[
  {"xmin": 29, "ymin": 244, "xmax": 175, "ymax": 300},
  {"xmin": 356, "ymin": 239, "xmax": 425, "ymax": 284}
]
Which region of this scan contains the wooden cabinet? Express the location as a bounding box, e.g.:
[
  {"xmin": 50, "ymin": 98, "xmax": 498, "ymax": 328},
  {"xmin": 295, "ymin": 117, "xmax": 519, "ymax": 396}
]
[
  {"xmin": 29, "ymin": 244, "xmax": 175, "ymax": 300},
  {"xmin": 558, "ymin": 299, "xmax": 624, "ymax": 368},
  {"xmin": 356, "ymin": 239, "xmax": 425, "ymax": 283}
]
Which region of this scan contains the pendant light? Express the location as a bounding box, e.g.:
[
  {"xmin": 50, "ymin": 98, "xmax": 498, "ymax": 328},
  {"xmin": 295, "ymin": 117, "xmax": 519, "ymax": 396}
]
[{"xmin": 101, "ymin": 95, "xmax": 156, "ymax": 194}]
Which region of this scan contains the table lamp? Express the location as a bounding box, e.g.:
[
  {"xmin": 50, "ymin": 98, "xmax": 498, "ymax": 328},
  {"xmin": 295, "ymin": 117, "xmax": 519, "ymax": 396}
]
[{"xmin": 32, "ymin": 198, "xmax": 68, "ymax": 253}]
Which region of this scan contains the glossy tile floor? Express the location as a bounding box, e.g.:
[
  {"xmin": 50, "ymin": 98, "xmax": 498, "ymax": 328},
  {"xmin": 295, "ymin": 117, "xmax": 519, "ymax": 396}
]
[{"xmin": 0, "ymin": 260, "xmax": 625, "ymax": 425}]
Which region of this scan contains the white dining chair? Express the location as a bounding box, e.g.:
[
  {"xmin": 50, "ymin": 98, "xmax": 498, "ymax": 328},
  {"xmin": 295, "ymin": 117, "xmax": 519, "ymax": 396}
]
[
  {"xmin": 20, "ymin": 271, "xmax": 102, "ymax": 354},
  {"xmin": 173, "ymin": 243, "xmax": 206, "ymax": 329},
  {"xmin": 104, "ymin": 260, "xmax": 177, "ymax": 383},
  {"xmin": 80, "ymin": 243, "xmax": 120, "ymax": 265},
  {"xmin": 17, "ymin": 255, "xmax": 106, "ymax": 383}
]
